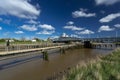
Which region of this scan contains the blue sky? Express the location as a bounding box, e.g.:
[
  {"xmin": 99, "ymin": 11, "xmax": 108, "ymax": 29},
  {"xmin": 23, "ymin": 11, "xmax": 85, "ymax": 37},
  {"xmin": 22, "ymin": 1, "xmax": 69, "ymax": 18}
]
[{"xmin": 0, "ymin": 0, "xmax": 120, "ymax": 39}]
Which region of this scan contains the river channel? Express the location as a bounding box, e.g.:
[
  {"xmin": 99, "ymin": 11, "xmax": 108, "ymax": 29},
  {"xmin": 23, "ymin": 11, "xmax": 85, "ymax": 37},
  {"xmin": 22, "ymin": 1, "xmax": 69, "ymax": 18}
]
[{"xmin": 0, "ymin": 48, "xmax": 112, "ymax": 80}]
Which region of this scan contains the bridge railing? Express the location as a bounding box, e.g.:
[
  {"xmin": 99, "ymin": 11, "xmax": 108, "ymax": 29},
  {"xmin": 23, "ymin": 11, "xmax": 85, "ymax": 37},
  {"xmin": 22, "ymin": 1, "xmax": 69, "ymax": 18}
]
[{"xmin": 0, "ymin": 43, "xmax": 65, "ymax": 52}]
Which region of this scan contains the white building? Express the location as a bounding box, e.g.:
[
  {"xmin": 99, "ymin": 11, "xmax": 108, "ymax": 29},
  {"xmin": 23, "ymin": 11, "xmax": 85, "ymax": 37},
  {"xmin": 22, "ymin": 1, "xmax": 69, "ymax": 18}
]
[{"xmin": 31, "ymin": 39, "xmax": 37, "ymax": 42}]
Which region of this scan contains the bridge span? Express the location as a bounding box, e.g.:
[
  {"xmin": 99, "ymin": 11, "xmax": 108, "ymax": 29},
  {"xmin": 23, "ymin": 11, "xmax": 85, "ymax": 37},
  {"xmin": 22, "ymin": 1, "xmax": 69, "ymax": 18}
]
[
  {"xmin": 53, "ymin": 37, "xmax": 120, "ymax": 49},
  {"xmin": 53, "ymin": 37, "xmax": 120, "ymax": 43},
  {"xmin": 82, "ymin": 37, "xmax": 120, "ymax": 43},
  {"xmin": 0, "ymin": 37, "xmax": 120, "ymax": 56}
]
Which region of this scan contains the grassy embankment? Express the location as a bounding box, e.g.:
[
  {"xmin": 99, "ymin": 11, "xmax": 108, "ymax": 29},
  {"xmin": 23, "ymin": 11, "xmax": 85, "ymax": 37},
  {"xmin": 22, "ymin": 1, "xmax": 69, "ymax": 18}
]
[{"xmin": 62, "ymin": 48, "xmax": 120, "ymax": 80}]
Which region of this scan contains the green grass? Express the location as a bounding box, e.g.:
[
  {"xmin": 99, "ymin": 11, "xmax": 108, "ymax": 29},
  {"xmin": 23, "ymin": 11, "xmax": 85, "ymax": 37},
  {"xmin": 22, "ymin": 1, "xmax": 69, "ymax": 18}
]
[{"xmin": 62, "ymin": 48, "xmax": 120, "ymax": 80}]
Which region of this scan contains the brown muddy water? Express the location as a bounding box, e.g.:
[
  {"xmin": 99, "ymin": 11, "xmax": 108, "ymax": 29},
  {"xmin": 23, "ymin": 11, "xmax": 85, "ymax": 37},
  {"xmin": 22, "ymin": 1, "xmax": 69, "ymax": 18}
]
[{"xmin": 0, "ymin": 48, "xmax": 112, "ymax": 80}]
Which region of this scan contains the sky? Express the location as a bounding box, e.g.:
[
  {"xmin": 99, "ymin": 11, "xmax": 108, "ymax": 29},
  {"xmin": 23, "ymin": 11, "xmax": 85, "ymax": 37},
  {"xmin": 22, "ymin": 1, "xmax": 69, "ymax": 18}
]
[{"xmin": 0, "ymin": 0, "xmax": 120, "ymax": 39}]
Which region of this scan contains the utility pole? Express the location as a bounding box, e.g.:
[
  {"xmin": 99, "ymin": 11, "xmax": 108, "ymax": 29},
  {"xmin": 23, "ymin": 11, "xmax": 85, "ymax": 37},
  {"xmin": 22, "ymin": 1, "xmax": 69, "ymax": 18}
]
[
  {"xmin": 116, "ymin": 31, "xmax": 118, "ymax": 42},
  {"xmin": 116, "ymin": 31, "xmax": 117, "ymax": 38}
]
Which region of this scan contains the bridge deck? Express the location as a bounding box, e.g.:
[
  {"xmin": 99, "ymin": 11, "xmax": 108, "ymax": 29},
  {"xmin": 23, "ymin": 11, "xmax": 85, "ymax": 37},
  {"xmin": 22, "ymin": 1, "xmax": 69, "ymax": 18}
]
[
  {"xmin": 0, "ymin": 44, "xmax": 76, "ymax": 56},
  {"xmin": 0, "ymin": 46, "xmax": 62, "ymax": 56}
]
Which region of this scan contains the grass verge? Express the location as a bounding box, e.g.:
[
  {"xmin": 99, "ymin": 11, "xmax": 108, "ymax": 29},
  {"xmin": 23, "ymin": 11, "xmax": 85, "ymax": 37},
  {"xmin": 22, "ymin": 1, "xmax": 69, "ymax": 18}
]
[{"xmin": 62, "ymin": 48, "xmax": 120, "ymax": 80}]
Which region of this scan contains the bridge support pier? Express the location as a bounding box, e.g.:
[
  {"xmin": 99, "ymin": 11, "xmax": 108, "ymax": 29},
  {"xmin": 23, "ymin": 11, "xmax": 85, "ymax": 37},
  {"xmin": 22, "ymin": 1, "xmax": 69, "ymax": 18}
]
[
  {"xmin": 60, "ymin": 47, "xmax": 65, "ymax": 54},
  {"xmin": 42, "ymin": 50, "xmax": 49, "ymax": 61}
]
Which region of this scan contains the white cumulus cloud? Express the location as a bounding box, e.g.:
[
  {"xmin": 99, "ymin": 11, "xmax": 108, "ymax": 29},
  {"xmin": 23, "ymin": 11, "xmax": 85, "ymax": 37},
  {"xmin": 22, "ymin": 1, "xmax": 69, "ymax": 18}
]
[
  {"xmin": 72, "ymin": 8, "xmax": 96, "ymax": 18},
  {"xmin": 20, "ymin": 24, "xmax": 37, "ymax": 31},
  {"xmin": 64, "ymin": 25, "xmax": 84, "ymax": 31},
  {"xmin": 26, "ymin": 19, "xmax": 40, "ymax": 24},
  {"xmin": 0, "ymin": 27, "xmax": 2, "ymax": 30},
  {"xmin": 39, "ymin": 24, "xmax": 55, "ymax": 30},
  {"xmin": 0, "ymin": 0, "xmax": 40, "ymax": 19},
  {"xmin": 70, "ymin": 34, "xmax": 79, "ymax": 38},
  {"xmin": 98, "ymin": 25, "xmax": 115, "ymax": 32},
  {"xmin": 99, "ymin": 13, "xmax": 120, "ymax": 23},
  {"xmin": 114, "ymin": 24, "xmax": 120, "ymax": 28},
  {"xmin": 15, "ymin": 31, "xmax": 24, "ymax": 34},
  {"xmin": 67, "ymin": 21, "xmax": 74, "ymax": 25},
  {"xmin": 76, "ymin": 29, "xmax": 94, "ymax": 34},
  {"xmin": 36, "ymin": 30, "xmax": 55, "ymax": 35},
  {"xmin": 50, "ymin": 36, "xmax": 59, "ymax": 39},
  {"xmin": 0, "ymin": 18, "xmax": 11, "ymax": 24},
  {"xmin": 95, "ymin": 0, "xmax": 120, "ymax": 5}
]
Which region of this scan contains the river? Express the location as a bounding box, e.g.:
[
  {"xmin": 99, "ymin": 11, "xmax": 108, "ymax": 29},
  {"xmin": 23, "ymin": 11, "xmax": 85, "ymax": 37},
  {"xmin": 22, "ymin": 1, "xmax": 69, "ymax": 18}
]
[{"xmin": 0, "ymin": 48, "xmax": 112, "ymax": 80}]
